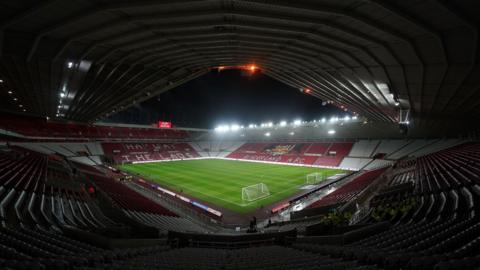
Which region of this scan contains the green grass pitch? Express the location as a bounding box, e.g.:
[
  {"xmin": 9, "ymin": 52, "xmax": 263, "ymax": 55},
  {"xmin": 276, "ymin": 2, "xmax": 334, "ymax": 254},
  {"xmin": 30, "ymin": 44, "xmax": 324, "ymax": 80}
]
[{"xmin": 119, "ymin": 159, "xmax": 346, "ymax": 214}]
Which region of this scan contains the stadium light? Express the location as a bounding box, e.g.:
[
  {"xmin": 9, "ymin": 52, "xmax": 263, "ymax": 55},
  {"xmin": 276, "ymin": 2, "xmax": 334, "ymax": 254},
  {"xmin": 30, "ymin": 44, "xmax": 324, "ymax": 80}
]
[
  {"xmin": 230, "ymin": 124, "xmax": 240, "ymax": 131},
  {"xmin": 330, "ymin": 117, "xmax": 337, "ymax": 123},
  {"xmin": 7, "ymin": 90, "xmax": 12, "ymax": 94},
  {"xmin": 344, "ymin": 116, "xmax": 350, "ymax": 121},
  {"xmin": 60, "ymin": 93, "xmax": 65, "ymax": 98},
  {"xmin": 293, "ymin": 119, "xmax": 301, "ymax": 126},
  {"xmin": 394, "ymin": 101, "xmax": 400, "ymax": 106},
  {"xmin": 267, "ymin": 122, "xmax": 273, "ymax": 127},
  {"xmin": 352, "ymin": 116, "xmax": 358, "ymax": 120},
  {"xmin": 67, "ymin": 62, "xmax": 74, "ymax": 69},
  {"xmin": 279, "ymin": 121, "xmax": 287, "ymax": 127},
  {"xmin": 289, "ymin": 132, "xmax": 295, "ymax": 136},
  {"xmin": 0, "ymin": 79, "xmax": 3, "ymax": 83},
  {"xmin": 264, "ymin": 132, "xmax": 271, "ymax": 137},
  {"xmin": 248, "ymin": 124, "xmax": 255, "ymax": 129},
  {"xmin": 215, "ymin": 125, "xmax": 230, "ymax": 132},
  {"xmin": 328, "ymin": 129, "xmax": 336, "ymax": 135},
  {"xmin": 321, "ymin": 118, "xmax": 326, "ymax": 123}
]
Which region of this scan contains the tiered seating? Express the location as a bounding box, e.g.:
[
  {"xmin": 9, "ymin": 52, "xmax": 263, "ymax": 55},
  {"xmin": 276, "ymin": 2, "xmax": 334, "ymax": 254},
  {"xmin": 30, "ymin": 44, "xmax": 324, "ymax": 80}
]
[
  {"xmin": 313, "ymin": 142, "xmax": 354, "ymax": 167},
  {"xmin": 116, "ymin": 245, "xmax": 378, "ymax": 270},
  {"xmin": 348, "ymin": 140, "xmax": 380, "ymax": 157},
  {"xmin": 125, "ymin": 211, "xmax": 209, "ymax": 233},
  {"xmin": 102, "ymin": 143, "xmax": 200, "ymax": 163},
  {"xmin": 0, "ymin": 115, "xmax": 188, "ymax": 140},
  {"xmin": 285, "ymin": 143, "xmax": 480, "ymax": 270},
  {"xmin": 227, "ymin": 142, "xmax": 353, "ymax": 167},
  {"xmin": 307, "ymin": 167, "xmax": 388, "ymax": 209},
  {"xmin": 292, "ymin": 216, "xmax": 480, "ymax": 270},
  {"xmin": 88, "ymin": 175, "xmax": 176, "ymax": 217},
  {"xmin": 0, "ymin": 226, "xmax": 170, "ymax": 270},
  {"xmin": 0, "ymin": 150, "xmax": 47, "ymax": 227}
]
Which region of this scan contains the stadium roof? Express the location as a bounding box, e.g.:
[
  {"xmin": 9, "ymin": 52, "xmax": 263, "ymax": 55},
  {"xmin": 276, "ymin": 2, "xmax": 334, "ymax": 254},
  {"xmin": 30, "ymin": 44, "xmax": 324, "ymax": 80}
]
[{"xmin": 0, "ymin": 0, "xmax": 479, "ymax": 134}]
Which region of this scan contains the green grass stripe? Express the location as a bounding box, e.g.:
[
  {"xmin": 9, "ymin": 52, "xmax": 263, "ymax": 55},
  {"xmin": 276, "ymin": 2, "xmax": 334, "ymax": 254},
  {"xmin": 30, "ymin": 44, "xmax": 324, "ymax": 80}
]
[{"xmin": 120, "ymin": 159, "xmax": 346, "ymax": 214}]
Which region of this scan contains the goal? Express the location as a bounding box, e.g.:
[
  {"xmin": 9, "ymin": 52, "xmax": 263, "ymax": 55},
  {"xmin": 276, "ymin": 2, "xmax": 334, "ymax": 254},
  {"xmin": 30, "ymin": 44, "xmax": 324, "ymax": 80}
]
[
  {"xmin": 306, "ymin": 172, "xmax": 325, "ymax": 185},
  {"xmin": 242, "ymin": 183, "xmax": 270, "ymax": 201}
]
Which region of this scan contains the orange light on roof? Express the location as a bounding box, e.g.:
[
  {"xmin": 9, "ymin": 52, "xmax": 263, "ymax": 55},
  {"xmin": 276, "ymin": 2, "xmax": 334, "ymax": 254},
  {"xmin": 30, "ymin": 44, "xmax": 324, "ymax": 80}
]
[
  {"xmin": 249, "ymin": 65, "xmax": 257, "ymax": 72},
  {"xmin": 218, "ymin": 66, "xmax": 224, "ymax": 71},
  {"xmin": 304, "ymin": 88, "xmax": 312, "ymax": 94}
]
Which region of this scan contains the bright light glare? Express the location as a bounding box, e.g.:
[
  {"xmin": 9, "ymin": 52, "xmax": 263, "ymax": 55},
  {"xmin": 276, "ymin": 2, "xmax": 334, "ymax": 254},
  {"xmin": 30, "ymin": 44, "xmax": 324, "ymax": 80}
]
[
  {"xmin": 328, "ymin": 129, "xmax": 336, "ymax": 135},
  {"xmin": 352, "ymin": 116, "xmax": 358, "ymax": 120},
  {"xmin": 230, "ymin": 124, "xmax": 240, "ymax": 131},
  {"xmin": 267, "ymin": 122, "xmax": 273, "ymax": 127},
  {"xmin": 279, "ymin": 121, "xmax": 287, "ymax": 127},
  {"xmin": 67, "ymin": 62, "xmax": 74, "ymax": 69},
  {"xmin": 344, "ymin": 116, "xmax": 350, "ymax": 121},
  {"xmin": 264, "ymin": 132, "xmax": 271, "ymax": 137},
  {"xmin": 321, "ymin": 118, "xmax": 326, "ymax": 123},
  {"xmin": 293, "ymin": 119, "xmax": 301, "ymax": 126},
  {"xmin": 248, "ymin": 124, "xmax": 255, "ymax": 129},
  {"xmin": 330, "ymin": 117, "xmax": 338, "ymax": 123},
  {"xmin": 60, "ymin": 93, "xmax": 65, "ymax": 98},
  {"xmin": 215, "ymin": 125, "xmax": 230, "ymax": 132},
  {"xmin": 289, "ymin": 132, "xmax": 295, "ymax": 136}
]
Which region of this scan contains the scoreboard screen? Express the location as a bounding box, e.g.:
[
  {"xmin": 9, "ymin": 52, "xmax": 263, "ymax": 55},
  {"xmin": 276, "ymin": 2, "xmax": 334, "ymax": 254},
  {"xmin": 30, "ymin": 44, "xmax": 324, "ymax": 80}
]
[{"xmin": 158, "ymin": 121, "xmax": 172, "ymax": 129}]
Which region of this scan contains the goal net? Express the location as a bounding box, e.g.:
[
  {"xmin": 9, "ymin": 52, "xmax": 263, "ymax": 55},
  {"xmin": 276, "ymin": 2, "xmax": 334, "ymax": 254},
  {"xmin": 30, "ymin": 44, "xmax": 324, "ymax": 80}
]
[
  {"xmin": 242, "ymin": 183, "xmax": 270, "ymax": 201},
  {"xmin": 306, "ymin": 172, "xmax": 325, "ymax": 185}
]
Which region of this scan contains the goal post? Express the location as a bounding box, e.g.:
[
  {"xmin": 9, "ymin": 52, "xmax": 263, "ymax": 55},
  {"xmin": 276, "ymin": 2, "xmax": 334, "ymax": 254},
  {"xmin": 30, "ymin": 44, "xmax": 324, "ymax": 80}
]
[
  {"xmin": 306, "ymin": 172, "xmax": 325, "ymax": 185},
  {"xmin": 242, "ymin": 183, "xmax": 270, "ymax": 201}
]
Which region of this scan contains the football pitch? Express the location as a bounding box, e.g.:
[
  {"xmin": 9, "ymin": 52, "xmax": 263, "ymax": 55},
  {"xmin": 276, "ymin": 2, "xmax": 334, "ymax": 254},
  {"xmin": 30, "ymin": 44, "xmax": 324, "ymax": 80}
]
[{"xmin": 119, "ymin": 159, "xmax": 346, "ymax": 214}]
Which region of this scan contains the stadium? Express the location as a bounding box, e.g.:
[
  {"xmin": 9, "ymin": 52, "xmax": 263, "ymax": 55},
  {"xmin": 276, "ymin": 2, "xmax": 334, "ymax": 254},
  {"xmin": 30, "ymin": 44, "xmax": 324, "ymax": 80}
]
[{"xmin": 0, "ymin": 1, "xmax": 480, "ymax": 269}]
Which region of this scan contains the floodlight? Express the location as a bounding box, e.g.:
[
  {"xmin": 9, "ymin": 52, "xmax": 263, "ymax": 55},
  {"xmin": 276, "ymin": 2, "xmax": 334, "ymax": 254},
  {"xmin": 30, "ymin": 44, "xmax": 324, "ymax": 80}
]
[
  {"xmin": 289, "ymin": 132, "xmax": 295, "ymax": 136},
  {"xmin": 248, "ymin": 124, "xmax": 255, "ymax": 129},
  {"xmin": 293, "ymin": 119, "xmax": 301, "ymax": 126},
  {"xmin": 265, "ymin": 132, "xmax": 271, "ymax": 137},
  {"xmin": 215, "ymin": 125, "xmax": 229, "ymax": 132},
  {"xmin": 8, "ymin": 91, "xmax": 12, "ymax": 94},
  {"xmin": 60, "ymin": 93, "xmax": 65, "ymax": 98},
  {"xmin": 344, "ymin": 116, "xmax": 350, "ymax": 121},
  {"xmin": 321, "ymin": 118, "xmax": 326, "ymax": 123},
  {"xmin": 231, "ymin": 124, "xmax": 240, "ymax": 131},
  {"xmin": 394, "ymin": 101, "xmax": 400, "ymax": 106},
  {"xmin": 279, "ymin": 121, "xmax": 287, "ymax": 127},
  {"xmin": 328, "ymin": 129, "xmax": 336, "ymax": 135},
  {"xmin": 352, "ymin": 116, "xmax": 358, "ymax": 120},
  {"xmin": 267, "ymin": 122, "xmax": 273, "ymax": 127},
  {"xmin": 67, "ymin": 62, "xmax": 74, "ymax": 69}
]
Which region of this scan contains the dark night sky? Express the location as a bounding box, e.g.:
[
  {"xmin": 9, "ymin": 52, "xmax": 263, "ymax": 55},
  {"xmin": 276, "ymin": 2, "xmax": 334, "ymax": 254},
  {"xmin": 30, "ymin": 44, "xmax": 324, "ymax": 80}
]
[{"xmin": 106, "ymin": 69, "xmax": 345, "ymax": 129}]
